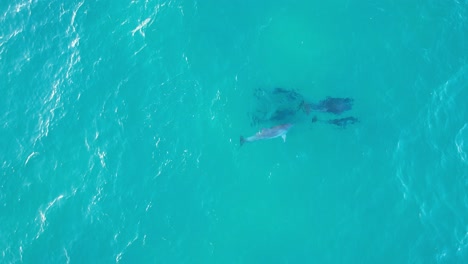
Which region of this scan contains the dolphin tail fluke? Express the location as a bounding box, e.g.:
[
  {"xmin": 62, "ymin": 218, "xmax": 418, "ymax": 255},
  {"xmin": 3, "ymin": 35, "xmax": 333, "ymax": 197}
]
[{"xmin": 240, "ymin": 136, "xmax": 246, "ymax": 146}]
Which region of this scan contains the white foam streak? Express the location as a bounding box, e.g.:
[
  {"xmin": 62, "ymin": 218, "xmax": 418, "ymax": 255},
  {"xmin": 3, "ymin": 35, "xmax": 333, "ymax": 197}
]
[
  {"xmin": 97, "ymin": 148, "xmax": 106, "ymax": 168},
  {"xmin": 70, "ymin": 1, "xmax": 84, "ymax": 30},
  {"xmin": 63, "ymin": 248, "xmax": 70, "ymax": 264},
  {"xmin": 115, "ymin": 234, "xmax": 139, "ymax": 263},
  {"xmin": 35, "ymin": 79, "xmax": 62, "ymax": 144},
  {"xmin": 133, "ymin": 43, "xmax": 147, "ymax": 55},
  {"xmin": 24, "ymin": 151, "xmax": 39, "ymax": 165},
  {"xmin": 87, "ymin": 185, "xmax": 103, "ymax": 217},
  {"xmin": 64, "ymin": 1, "xmax": 84, "ymax": 81},
  {"xmin": 14, "ymin": 1, "xmax": 28, "ymax": 13},
  {"xmin": 155, "ymin": 158, "xmax": 172, "ymax": 179},
  {"xmin": 457, "ymin": 231, "xmax": 468, "ymax": 254},
  {"xmin": 455, "ymin": 123, "xmax": 468, "ymax": 164},
  {"xmin": 129, "ymin": 1, "xmax": 171, "ymax": 38},
  {"xmin": 131, "ymin": 17, "xmax": 151, "ymax": 37},
  {"xmin": 35, "ymin": 194, "xmax": 65, "ymax": 239},
  {"xmin": 19, "ymin": 244, "xmax": 23, "ymax": 262}
]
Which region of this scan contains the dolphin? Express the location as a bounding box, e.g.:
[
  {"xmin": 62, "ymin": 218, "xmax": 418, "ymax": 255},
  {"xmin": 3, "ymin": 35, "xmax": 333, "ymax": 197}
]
[
  {"xmin": 251, "ymin": 88, "xmax": 305, "ymax": 125},
  {"xmin": 312, "ymin": 116, "xmax": 359, "ymax": 128},
  {"xmin": 327, "ymin": 117, "xmax": 359, "ymax": 127},
  {"xmin": 240, "ymin": 123, "xmax": 293, "ymax": 146},
  {"xmin": 303, "ymin": 97, "xmax": 354, "ymax": 115}
]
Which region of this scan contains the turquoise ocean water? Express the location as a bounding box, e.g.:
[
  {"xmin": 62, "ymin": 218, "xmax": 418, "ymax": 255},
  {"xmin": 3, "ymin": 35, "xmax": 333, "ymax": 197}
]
[{"xmin": 1, "ymin": 0, "xmax": 468, "ymax": 262}]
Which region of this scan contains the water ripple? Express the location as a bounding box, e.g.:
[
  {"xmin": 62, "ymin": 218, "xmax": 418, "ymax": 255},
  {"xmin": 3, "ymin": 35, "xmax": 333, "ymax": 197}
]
[
  {"xmin": 455, "ymin": 123, "xmax": 468, "ymax": 164},
  {"xmin": 394, "ymin": 63, "xmax": 468, "ymax": 262},
  {"xmin": 34, "ymin": 194, "xmax": 64, "ymax": 240}
]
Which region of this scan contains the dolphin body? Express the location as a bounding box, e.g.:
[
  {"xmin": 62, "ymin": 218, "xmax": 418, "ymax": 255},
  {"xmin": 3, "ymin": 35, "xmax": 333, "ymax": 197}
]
[
  {"xmin": 251, "ymin": 88, "xmax": 305, "ymax": 125},
  {"xmin": 326, "ymin": 117, "xmax": 359, "ymax": 127},
  {"xmin": 240, "ymin": 123, "xmax": 293, "ymax": 146},
  {"xmin": 303, "ymin": 97, "xmax": 354, "ymax": 115},
  {"xmin": 312, "ymin": 116, "xmax": 359, "ymax": 128}
]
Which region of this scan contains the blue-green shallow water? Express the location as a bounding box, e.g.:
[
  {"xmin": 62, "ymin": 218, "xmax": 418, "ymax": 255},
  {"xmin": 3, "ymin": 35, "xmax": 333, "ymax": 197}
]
[{"xmin": 1, "ymin": 0, "xmax": 468, "ymax": 262}]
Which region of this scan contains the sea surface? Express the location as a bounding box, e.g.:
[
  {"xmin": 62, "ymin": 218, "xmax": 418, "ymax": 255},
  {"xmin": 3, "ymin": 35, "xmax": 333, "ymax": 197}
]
[{"xmin": 1, "ymin": 0, "xmax": 468, "ymax": 263}]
